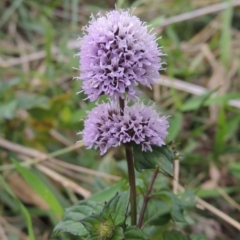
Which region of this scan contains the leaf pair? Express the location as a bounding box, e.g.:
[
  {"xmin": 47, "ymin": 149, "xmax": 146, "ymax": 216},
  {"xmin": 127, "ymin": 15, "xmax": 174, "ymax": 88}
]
[
  {"xmin": 53, "ymin": 191, "xmax": 148, "ymax": 240},
  {"xmin": 133, "ymin": 144, "xmax": 175, "ymax": 176}
]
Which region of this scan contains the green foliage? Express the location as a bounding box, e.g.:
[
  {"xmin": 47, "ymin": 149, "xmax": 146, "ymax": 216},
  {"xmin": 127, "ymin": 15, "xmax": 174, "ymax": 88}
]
[
  {"xmin": 152, "ymin": 189, "xmax": 186, "ymax": 223},
  {"xmin": 13, "ymin": 159, "xmax": 63, "ymax": 216},
  {"xmin": 167, "ymin": 112, "xmax": 183, "ymax": 141},
  {"xmin": 190, "ymin": 233, "xmax": 208, "ymax": 240},
  {"xmin": 181, "ymin": 189, "xmax": 196, "ymax": 208},
  {"xmin": 0, "ymin": 0, "xmax": 239, "ymax": 239},
  {"xmin": 0, "ymin": 175, "xmax": 36, "ymax": 240},
  {"xmin": 133, "ymin": 144, "xmax": 175, "ymax": 176},
  {"xmin": 53, "ymin": 191, "xmax": 149, "ymax": 239},
  {"xmin": 53, "ymin": 200, "xmax": 103, "ymax": 236},
  {"xmin": 124, "ymin": 226, "xmax": 149, "ymax": 240},
  {"xmin": 80, "ymin": 192, "xmax": 129, "ymax": 239},
  {"xmin": 163, "ymin": 230, "xmax": 189, "ymax": 240},
  {"xmin": 88, "ymin": 180, "xmax": 127, "ymax": 202}
]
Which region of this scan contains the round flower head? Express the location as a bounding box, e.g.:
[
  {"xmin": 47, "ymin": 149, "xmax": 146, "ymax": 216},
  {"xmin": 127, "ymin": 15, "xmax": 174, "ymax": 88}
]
[
  {"xmin": 78, "ymin": 10, "xmax": 163, "ymax": 101},
  {"xmin": 80, "ymin": 102, "xmax": 169, "ymax": 155}
]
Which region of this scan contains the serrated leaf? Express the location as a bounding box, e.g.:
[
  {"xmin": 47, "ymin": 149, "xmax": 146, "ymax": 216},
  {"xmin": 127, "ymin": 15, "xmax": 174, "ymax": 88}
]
[
  {"xmin": 80, "ymin": 192, "xmax": 129, "ymax": 239},
  {"xmin": 81, "ymin": 214, "xmax": 103, "ymax": 234},
  {"xmin": 124, "ymin": 226, "xmax": 149, "ymax": 240},
  {"xmin": 133, "ymin": 144, "xmax": 174, "ymax": 176},
  {"xmin": 155, "ymin": 190, "xmax": 186, "ymax": 223},
  {"xmin": 181, "ymin": 189, "xmax": 195, "ymax": 208},
  {"xmin": 102, "ymin": 191, "xmax": 129, "ymax": 226},
  {"xmin": 147, "ymin": 200, "xmax": 169, "ymax": 226},
  {"xmin": 53, "ymin": 220, "xmax": 88, "ymax": 237},
  {"xmin": 163, "ymin": 230, "xmax": 189, "ymax": 240},
  {"xmin": 111, "ymin": 226, "xmax": 124, "ymax": 240},
  {"xmin": 53, "ymin": 200, "xmax": 103, "ymax": 236}
]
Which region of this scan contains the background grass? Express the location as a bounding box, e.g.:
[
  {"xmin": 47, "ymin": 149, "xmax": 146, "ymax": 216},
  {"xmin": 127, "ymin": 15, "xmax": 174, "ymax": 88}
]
[{"xmin": 0, "ymin": 0, "xmax": 240, "ymax": 239}]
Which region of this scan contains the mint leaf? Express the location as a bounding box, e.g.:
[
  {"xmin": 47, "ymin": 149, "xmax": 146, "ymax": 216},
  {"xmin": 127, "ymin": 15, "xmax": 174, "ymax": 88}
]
[
  {"xmin": 81, "ymin": 214, "xmax": 103, "ymax": 234},
  {"xmin": 148, "ymin": 212, "xmax": 171, "ymax": 226},
  {"xmin": 111, "ymin": 227, "xmax": 124, "ymax": 240},
  {"xmin": 133, "ymin": 144, "xmax": 174, "ymax": 176},
  {"xmin": 80, "ymin": 192, "xmax": 129, "ymax": 240},
  {"xmin": 124, "ymin": 226, "xmax": 149, "ymax": 240},
  {"xmin": 52, "ymin": 200, "xmax": 103, "ymax": 236},
  {"xmin": 102, "ymin": 191, "xmax": 129, "ymax": 226},
  {"xmin": 181, "ymin": 189, "xmax": 195, "ymax": 208},
  {"xmin": 154, "ymin": 190, "xmax": 186, "ymax": 223}
]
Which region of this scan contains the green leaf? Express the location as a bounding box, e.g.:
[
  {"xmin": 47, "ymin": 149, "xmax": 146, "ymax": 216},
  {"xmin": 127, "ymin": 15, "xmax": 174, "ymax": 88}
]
[
  {"xmin": 167, "ymin": 112, "xmax": 183, "ymax": 141},
  {"xmin": 144, "ymin": 199, "xmax": 170, "ymax": 227},
  {"xmin": 13, "ymin": 160, "xmax": 63, "ymax": 216},
  {"xmin": 133, "ymin": 144, "xmax": 174, "ymax": 176},
  {"xmin": 124, "ymin": 226, "xmax": 149, "ymax": 240},
  {"xmin": 53, "ymin": 200, "xmax": 103, "ymax": 236},
  {"xmin": 190, "ymin": 233, "xmax": 208, "ymax": 240},
  {"xmin": 89, "ymin": 180, "xmax": 127, "ymax": 202},
  {"xmin": 196, "ymin": 187, "xmax": 235, "ymax": 198},
  {"xmin": 163, "ymin": 230, "xmax": 189, "ymax": 240},
  {"xmin": 81, "ymin": 214, "xmax": 103, "ymax": 234},
  {"xmin": 0, "ymin": 100, "xmax": 17, "ymax": 119},
  {"xmin": 0, "ymin": 77, "xmax": 20, "ymax": 93},
  {"xmin": 0, "ymin": 175, "xmax": 36, "ymax": 240},
  {"xmin": 155, "ymin": 190, "xmax": 186, "ymax": 223},
  {"xmin": 112, "ymin": 227, "xmax": 124, "ymax": 240},
  {"xmin": 148, "ymin": 213, "xmax": 171, "ymax": 226},
  {"xmin": 86, "ymin": 236, "xmax": 99, "ymax": 240},
  {"xmin": 214, "ymin": 106, "xmax": 227, "ymax": 158},
  {"xmin": 102, "ymin": 191, "xmax": 129, "ymax": 226},
  {"xmin": 17, "ymin": 94, "xmax": 50, "ymax": 110},
  {"xmin": 181, "ymin": 89, "xmax": 217, "ymax": 112},
  {"xmin": 220, "ymin": 1, "xmax": 233, "ymax": 66},
  {"xmin": 80, "ymin": 192, "xmax": 129, "ymax": 239},
  {"xmin": 181, "ymin": 189, "xmax": 195, "ymax": 208}
]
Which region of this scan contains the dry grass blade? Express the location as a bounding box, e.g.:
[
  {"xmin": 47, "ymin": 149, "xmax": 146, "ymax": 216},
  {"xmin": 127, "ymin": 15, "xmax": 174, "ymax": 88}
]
[
  {"xmin": 0, "ymin": 40, "xmax": 78, "ymax": 68},
  {"xmin": 217, "ymin": 188, "xmax": 240, "ymax": 212},
  {"xmin": 156, "ymin": 76, "xmax": 240, "ymax": 109},
  {"xmin": 49, "ymin": 158, "xmax": 120, "ymax": 181},
  {"xmin": 0, "ymin": 138, "xmax": 120, "ymax": 181},
  {"xmin": 0, "ymin": 217, "xmax": 28, "ymax": 240},
  {"xmin": 173, "ymin": 160, "xmax": 179, "ymax": 194},
  {"xmin": 158, "ymin": 0, "xmax": 240, "ymax": 28},
  {"xmin": 19, "ymin": 156, "xmax": 91, "ymax": 198},
  {"xmin": 177, "ymin": 184, "xmax": 240, "ymax": 231},
  {"xmin": 0, "ymin": 222, "xmax": 8, "ymax": 240}
]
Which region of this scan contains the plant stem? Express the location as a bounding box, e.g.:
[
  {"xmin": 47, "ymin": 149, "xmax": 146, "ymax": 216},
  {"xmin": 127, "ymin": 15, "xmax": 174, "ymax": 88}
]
[
  {"xmin": 119, "ymin": 97, "xmax": 137, "ymax": 225},
  {"xmin": 137, "ymin": 167, "xmax": 159, "ymax": 228},
  {"xmin": 125, "ymin": 144, "xmax": 137, "ymax": 225}
]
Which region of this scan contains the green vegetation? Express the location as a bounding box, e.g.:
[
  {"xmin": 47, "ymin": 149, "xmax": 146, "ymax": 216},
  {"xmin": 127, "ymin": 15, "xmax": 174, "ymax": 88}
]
[{"xmin": 0, "ymin": 0, "xmax": 240, "ymax": 239}]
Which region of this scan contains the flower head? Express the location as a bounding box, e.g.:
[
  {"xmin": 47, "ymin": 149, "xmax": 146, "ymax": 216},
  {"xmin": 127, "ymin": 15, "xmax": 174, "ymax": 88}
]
[
  {"xmin": 81, "ymin": 102, "xmax": 169, "ymax": 155},
  {"xmin": 78, "ymin": 10, "xmax": 162, "ymax": 101}
]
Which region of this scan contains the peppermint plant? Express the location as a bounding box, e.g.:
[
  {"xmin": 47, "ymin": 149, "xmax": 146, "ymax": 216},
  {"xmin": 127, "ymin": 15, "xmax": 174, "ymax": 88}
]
[{"xmin": 53, "ymin": 10, "xmax": 195, "ymax": 240}]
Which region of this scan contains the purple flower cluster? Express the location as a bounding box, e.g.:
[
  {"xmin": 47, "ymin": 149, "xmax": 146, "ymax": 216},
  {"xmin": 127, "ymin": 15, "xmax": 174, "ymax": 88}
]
[
  {"xmin": 81, "ymin": 102, "xmax": 169, "ymax": 155},
  {"xmin": 78, "ymin": 10, "xmax": 162, "ymax": 101}
]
